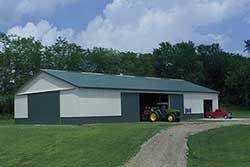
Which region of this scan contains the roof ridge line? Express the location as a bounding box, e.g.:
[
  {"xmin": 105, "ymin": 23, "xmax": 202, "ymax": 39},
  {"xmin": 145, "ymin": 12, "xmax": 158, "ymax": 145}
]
[{"xmin": 40, "ymin": 69, "xmax": 185, "ymax": 81}]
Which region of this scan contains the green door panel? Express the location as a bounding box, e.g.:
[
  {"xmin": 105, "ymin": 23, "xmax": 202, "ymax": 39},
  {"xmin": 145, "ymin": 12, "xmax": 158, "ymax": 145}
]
[
  {"xmin": 28, "ymin": 91, "xmax": 60, "ymax": 124},
  {"xmin": 169, "ymin": 94, "xmax": 184, "ymax": 113},
  {"xmin": 121, "ymin": 93, "xmax": 140, "ymax": 122}
]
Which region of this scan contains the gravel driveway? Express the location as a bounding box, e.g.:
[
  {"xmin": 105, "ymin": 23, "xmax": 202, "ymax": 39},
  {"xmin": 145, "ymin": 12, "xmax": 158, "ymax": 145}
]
[{"xmin": 124, "ymin": 120, "xmax": 250, "ymax": 167}]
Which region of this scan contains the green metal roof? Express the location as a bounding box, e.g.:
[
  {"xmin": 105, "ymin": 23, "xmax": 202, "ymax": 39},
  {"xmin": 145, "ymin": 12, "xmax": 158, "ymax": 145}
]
[{"xmin": 41, "ymin": 69, "xmax": 218, "ymax": 93}]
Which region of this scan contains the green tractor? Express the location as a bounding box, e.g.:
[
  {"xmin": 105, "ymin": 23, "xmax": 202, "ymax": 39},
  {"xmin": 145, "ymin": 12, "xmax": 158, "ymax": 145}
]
[{"xmin": 149, "ymin": 102, "xmax": 181, "ymax": 122}]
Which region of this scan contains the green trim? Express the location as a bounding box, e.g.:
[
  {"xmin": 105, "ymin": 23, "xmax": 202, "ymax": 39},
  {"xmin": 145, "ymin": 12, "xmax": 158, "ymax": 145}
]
[
  {"xmin": 181, "ymin": 114, "xmax": 204, "ymax": 120},
  {"xmin": 15, "ymin": 118, "xmax": 33, "ymax": 124},
  {"xmin": 60, "ymin": 116, "xmax": 134, "ymax": 125},
  {"xmin": 78, "ymin": 88, "xmax": 219, "ymax": 94},
  {"xmin": 16, "ymin": 116, "xmax": 137, "ymax": 125},
  {"xmin": 16, "ymin": 113, "xmax": 204, "ymax": 124}
]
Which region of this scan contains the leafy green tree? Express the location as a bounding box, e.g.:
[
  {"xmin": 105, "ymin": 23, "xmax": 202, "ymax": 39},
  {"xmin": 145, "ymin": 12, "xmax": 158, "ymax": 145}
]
[
  {"xmin": 244, "ymin": 40, "xmax": 250, "ymax": 54},
  {"xmin": 0, "ymin": 34, "xmax": 43, "ymax": 95},
  {"xmin": 84, "ymin": 47, "xmax": 121, "ymax": 74},
  {"xmin": 1, "ymin": 31, "xmax": 250, "ymax": 114},
  {"xmin": 0, "ymin": 34, "xmax": 44, "ymax": 113},
  {"xmin": 197, "ymin": 44, "xmax": 227, "ymax": 92},
  {"xmin": 226, "ymin": 61, "xmax": 250, "ymax": 106},
  {"xmin": 153, "ymin": 41, "xmax": 204, "ymax": 84},
  {"xmin": 153, "ymin": 42, "xmax": 174, "ymax": 77},
  {"xmin": 134, "ymin": 53, "xmax": 156, "ymax": 76},
  {"xmin": 172, "ymin": 41, "xmax": 204, "ymax": 84},
  {"xmin": 44, "ymin": 37, "xmax": 86, "ymax": 71}
]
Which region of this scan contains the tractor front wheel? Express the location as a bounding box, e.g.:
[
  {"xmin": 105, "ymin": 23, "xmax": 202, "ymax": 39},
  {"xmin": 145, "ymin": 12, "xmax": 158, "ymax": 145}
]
[
  {"xmin": 167, "ymin": 114, "xmax": 176, "ymax": 122},
  {"xmin": 150, "ymin": 112, "xmax": 158, "ymax": 122}
]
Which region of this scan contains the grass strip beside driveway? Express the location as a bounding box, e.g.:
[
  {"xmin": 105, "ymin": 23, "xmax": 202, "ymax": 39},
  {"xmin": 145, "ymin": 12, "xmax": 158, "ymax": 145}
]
[
  {"xmin": 188, "ymin": 125, "xmax": 250, "ymax": 167},
  {"xmin": 0, "ymin": 122, "xmax": 172, "ymax": 167}
]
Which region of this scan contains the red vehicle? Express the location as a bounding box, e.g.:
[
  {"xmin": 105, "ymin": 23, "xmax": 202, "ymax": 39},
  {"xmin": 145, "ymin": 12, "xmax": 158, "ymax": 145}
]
[{"xmin": 205, "ymin": 109, "xmax": 232, "ymax": 119}]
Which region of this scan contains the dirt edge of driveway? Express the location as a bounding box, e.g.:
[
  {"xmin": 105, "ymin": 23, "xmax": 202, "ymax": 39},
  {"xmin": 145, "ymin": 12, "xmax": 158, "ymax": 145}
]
[{"xmin": 124, "ymin": 121, "xmax": 250, "ymax": 167}]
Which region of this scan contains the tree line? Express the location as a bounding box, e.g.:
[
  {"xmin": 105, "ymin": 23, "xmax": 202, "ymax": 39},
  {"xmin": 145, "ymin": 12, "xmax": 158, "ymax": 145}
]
[{"xmin": 0, "ymin": 32, "xmax": 250, "ymax": 113}]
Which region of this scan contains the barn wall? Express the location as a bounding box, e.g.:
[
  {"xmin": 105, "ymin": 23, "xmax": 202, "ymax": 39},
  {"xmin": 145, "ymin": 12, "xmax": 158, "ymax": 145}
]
[
  {"xmin": 60, "ymin": 89, "xmax": 141, "ymax": 124},
  {"xmin": 60, "ymin": 88, "xmax": 122, "ymax": 117},
  {"xmin": 184, "ymin": 93, "xmax": 219, "ymax": 114},
  {"xmin": 17, "ymin": 72, "xmax": 74, "ymax": 95},
  {"xmin": 14, "ymin": 95, "xmax": 28, "ymax": 118}
]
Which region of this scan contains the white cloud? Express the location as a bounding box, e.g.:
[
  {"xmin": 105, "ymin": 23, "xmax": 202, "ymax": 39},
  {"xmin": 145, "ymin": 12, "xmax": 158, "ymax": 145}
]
[
  {"xmin": 0, "ymin": 0, "xmax": 77, "ymax": 26},
  {"xmin": 7, "ymin": 20, "xmax": 75, "ymax": 46},
  {"xmin": 6, "ymin": 0, "xmax": 250, "ymax": 52},
  {"xmin": 76, "ymin": 0, "xmax": 250, "ymax": 52},
  {"xmin": 0, "ymin": 41, "xmax": 3, "ymax": 52}
]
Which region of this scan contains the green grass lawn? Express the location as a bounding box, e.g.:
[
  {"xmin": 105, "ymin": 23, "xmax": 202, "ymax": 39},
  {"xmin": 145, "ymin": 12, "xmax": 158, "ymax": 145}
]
[
  {"xmin": 188, "ymin": 125, "xmax": 250, "ymax": 167},
  {"xmin": 221, "ymin": 104, "xmax": 250, "ymax": 118},
  {"xmin": 0, "ymin": 114, "xmax": 14, "ymax": 125},
  {"xmin": 0, "ymin": 122, "xmax": 171, "ymax": 167}
]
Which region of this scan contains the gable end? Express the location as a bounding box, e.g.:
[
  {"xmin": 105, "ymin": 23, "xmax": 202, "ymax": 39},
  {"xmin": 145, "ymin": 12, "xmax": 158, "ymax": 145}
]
[{"xmin": 16, "ymin": 72, "xmax": 75, "ymax": 95}]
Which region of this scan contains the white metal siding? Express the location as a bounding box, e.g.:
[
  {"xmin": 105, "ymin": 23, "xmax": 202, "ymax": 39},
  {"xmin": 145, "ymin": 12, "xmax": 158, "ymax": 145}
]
[
  {"xmin": 17, "ymin": 72, "xmax": 74, "ymax": 95},
  {"xmin": 184, "ymin": 93, "xmax": 219, "ymax": 114},
  {"xmin": 60, "ymin": 89, "xmax": 122, "ymax": 117},
  {"xmin": 14, "ymin": 95, "xmax": 28, "ymax": 118}
]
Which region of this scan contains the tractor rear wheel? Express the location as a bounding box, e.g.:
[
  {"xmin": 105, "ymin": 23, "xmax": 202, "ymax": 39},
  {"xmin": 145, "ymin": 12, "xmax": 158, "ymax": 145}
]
[
  {"xmin": 150, "ymin": 112, "xmax": 158, "ymax": 122},
  {"xmin": 167, "ymin": 114, "xmax": 176, "ymax": 122}
]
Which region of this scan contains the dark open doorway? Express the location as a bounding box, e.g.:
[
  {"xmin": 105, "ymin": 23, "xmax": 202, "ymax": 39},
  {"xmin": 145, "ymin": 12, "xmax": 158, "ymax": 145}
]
[
  {"xmin": 203, "ymin": 100, "xmax": 213, "ymax": 116},
  {"xmin": 139, "ymin": 93, "xmax": 169, "ymax": 121}
]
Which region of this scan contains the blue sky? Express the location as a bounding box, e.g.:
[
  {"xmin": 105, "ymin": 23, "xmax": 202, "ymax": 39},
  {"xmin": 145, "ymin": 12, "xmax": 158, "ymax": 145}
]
[
  {"xmin": 20, "ymin": 1, "xmax": 112, "ymax": 32},
  {"xmin": 0, "ymin": 0, "xmax": 250, "ymax": 55}
]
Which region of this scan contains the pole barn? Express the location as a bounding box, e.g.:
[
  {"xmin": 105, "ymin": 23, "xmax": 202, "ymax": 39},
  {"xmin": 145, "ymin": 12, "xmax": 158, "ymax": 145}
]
[{"xmin": 15, "ymin": 69, "xmax": 219, "ymax": 124}]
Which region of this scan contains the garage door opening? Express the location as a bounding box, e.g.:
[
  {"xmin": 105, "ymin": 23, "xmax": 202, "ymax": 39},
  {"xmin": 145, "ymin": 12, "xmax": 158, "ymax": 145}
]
[
  {"xmin": 139, "ymin": 93, "xmax": 169, "ymax": 121},
  {"xmin": 203, "ymin": 99, "xmax": 213, "ymax": 117}
]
